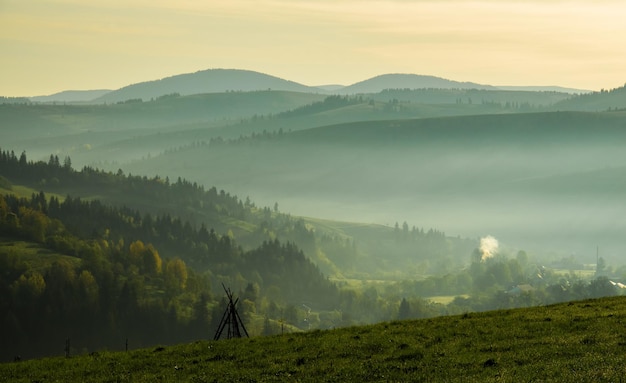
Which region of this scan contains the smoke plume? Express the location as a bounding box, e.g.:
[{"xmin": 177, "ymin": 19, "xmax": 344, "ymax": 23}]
[{"xmin": 480, "ymin": 235, "xmax": 499, "ymax": 261}]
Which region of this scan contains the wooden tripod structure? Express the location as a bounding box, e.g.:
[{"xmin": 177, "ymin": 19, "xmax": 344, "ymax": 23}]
[{"xmin": 213, "ymin": 284, "xmax": 249, "ymax": 340}]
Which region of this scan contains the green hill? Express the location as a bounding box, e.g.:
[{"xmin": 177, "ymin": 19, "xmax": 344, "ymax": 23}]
[
  {"xmin": 3, "ymin": 87, "xmax": 576, "ymax": 169},
  {"xmin": 93, "ymin": 68, "xmax": 322, "ymax": 103},
  {"xmin": 3, "ymin": 295, "xmax": 626, "ymax": 382},
  {"xmin": 29, "ymin": 89, "xmax": 112, "ymax": 103},
  {"xmin": 552, "ymin": 84, "xmax": 626, "ymax": 112},
  {"xmin": 0, "ymin": 91, "xmax": 326, "ymax": 164},
  {"xmin": 337, "ymin": 73, "xmax": 496, "ymax": 93}
]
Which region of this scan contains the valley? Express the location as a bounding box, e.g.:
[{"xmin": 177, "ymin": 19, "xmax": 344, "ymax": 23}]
[{"xmin": 2, "ymin": 69, "xmax": 626, "ymax": 363}]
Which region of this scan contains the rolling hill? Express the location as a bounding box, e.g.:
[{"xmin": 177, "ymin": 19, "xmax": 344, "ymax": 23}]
[
  {"xmin": 29, "ymin": 89, "xmax": 112, "ymax": 103},
  {"xmin": 3, "ymin": 295, "xmax": 626, "ymax": 381},
  {"xmin": 337, "ymin": 73, "xmax": 496, "ymax": 94},
  {"xmin": 25, "ymin": 69, "xmax": 594, "ymax": 106},
  {"xmin": 92, "ymin": 69, "xmax": 322, "ymax": 103},
  {"xmin": 496, "ymin": 85, "xmax": 590, "ymax": 94},
  {"xmin": 3, "ymin": 86, "xmax": 572, "ymax": 167},
  {"xmin": 122, "ymin": 111, "xmax": 626, "ymax": 260},
  {"xmin": 552, "ymin": 84, "xmax": 626, "ymax": 111},
  {"xmin": 0, "ymin": 91, "xmax": 326, "ymax": 164}
]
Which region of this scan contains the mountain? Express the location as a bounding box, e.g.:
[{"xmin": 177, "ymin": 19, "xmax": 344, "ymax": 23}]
[
  {"xmin": 29, "ymin": 89, "xmax": 112, "ymax": 103},
  {"xmin": 93, "ymin": 69, "xmax": 322, "ymax": 103},
  {"xmin": 337, "ymin": 73, "xmax": 496, "ymax": 94}
]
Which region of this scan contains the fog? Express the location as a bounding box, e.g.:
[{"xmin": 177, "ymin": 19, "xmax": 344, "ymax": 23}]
[
  {"xmin": 4, "ymin": 90, "xmax": 626, "ymax": 269},
  {"xmin": 115, "ymin": 112, "xmax": 626, "ymax": 265}
]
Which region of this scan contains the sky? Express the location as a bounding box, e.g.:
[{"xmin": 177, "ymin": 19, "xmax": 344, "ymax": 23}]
[{"xmin": 1, "ymin": 0, "xmax": 625, "ymax": 96}]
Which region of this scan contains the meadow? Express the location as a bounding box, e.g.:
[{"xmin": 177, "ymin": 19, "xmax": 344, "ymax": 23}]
[{"xmin": 3, "ymin": 295, "xmax": 626, "ymax": 382}]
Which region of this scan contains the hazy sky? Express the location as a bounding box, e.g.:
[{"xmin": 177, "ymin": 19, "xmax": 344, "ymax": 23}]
[{"xmin": 2, "ymin": 0, "xmax": 625, "ymax": 96}]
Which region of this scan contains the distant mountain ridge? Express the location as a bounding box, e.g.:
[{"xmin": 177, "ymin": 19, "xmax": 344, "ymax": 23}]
[
  {"xmin": 337, "ymin": 73, "xmax": 497, "ymax": 94},
  {"xmin": 26, "ymin": 68, "xmax": 600, "ymax": 104},
  {"xmin": 496, "ymin": 85, "xmax": 591, "ymax": 94},
  {"xmin": 93, "ymin": 69, "xmax": 322, "ymax": 103},
  {"xmin": 30, "ymin": 89, "xmax": 112, "ymax": 103}
]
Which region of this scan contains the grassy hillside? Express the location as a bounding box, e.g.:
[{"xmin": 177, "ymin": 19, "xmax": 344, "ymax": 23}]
[{"xmin": 3, "ymin": 295, "xmax": 626, "ymax": 381}]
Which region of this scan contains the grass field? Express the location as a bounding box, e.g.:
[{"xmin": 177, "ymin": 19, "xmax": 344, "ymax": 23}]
[
  {"xmin": 1, "ymin": 184, "xmax": 66, "ymax": 202},
  {"xmin": 552, "ymin": 268, "xmax": 597, "ymax": 278},
  {"xmin": 427, "ymin": 295, "xmax": 469, "ymax": 305},
  {"xmin": 3, "ymin": 295, "xmax": 626, "ymax": 382},
  {"xmin": 0, "ymin": 240, "xmax": 81, "ymax": 272}
]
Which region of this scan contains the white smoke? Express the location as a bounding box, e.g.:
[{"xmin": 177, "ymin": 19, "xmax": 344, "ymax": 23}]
[{"xmin": 479, "ymin": 235, "xmax": 499, "ymax": 261}]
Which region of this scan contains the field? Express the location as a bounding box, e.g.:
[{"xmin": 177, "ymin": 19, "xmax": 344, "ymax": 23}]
[
  {"xmin": 3, "ymin": 295, "xmax": 626, "ymax": 382},
  {"xmin": 0, "ymin": 240, "xmax": 81, "ymax": 272}
]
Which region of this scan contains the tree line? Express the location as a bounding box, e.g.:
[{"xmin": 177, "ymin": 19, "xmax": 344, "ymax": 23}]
[{"xmin": 0, "ymin": 190, "xmax": 342, "ymax": 360}]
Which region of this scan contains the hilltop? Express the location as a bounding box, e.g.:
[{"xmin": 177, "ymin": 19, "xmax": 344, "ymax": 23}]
[
  {"xmin": 93, "ymin": 69, "xmax": 322, "ymax": 103},
  {"xmin": 20, "ymin": 68, "xmax": 598, "ymax": 104},
  {"xmin": 2, "ymin": 295, "xmax": 625, "ymax": 382},
  {"xmin": 337, "ymin": 73, "xmax": 496, "ymax": 94}
]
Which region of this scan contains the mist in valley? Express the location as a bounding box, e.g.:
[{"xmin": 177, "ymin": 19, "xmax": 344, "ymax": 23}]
[
  {"xmin": 5, "ymin": 83, "xmax": 626, "ymax": 271},
  {"xmin": 117, "ymin": 110, "xmax": 626, "ymax": 265},
  {"xmin": 5, "ymin": 0, "xmax": 626, "ymax": 365},
  {"xmin": 3, "ymin": 71, "xmax": 626, "ymax": 359}
]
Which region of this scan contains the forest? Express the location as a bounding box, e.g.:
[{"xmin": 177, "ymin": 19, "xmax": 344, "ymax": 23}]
[{"xmin": 1, "ymin": 147, "xmax": 624, "ymax": 361}]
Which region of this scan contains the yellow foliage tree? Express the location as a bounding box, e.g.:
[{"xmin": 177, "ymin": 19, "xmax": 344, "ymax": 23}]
[
  {"xmin": 78, "ymin": 270, "xmax": 99, "ymax": 307},
  {"xmin": 165, "ymin": 258, "xmax": 188, "ymax": 292},
  {"xmin": 129, "ymin": 240, "xmax": 162, "ymax": 275},
  {"xmin": 12, "ymin": 271, "xmax": 46, "ymax": 300},
  {"xmin": 129, "ymin": 240, "xmax": 145, "ymax": 262},
  {"xmin": 142, "ymin": 244, "xmax": 162, "ymax": 275},
  {"xmin": 18, "ymin": 206, "xmax": 48, "ymax": 243}
]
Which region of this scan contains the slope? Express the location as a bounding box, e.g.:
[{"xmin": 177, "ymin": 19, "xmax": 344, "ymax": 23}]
[
  {"xmin": 29, "ymin": 89, "xmax": 112, "ymax": 103},
  {"xmin": 93, "ymin": 68, "xmax": 322, "ymax": 103},
  {"xmin": 1, "ymin": 91, "xmax": 325, "ymax": 164},
  {"xmin": 338, "ymin": 73, "xmax": 496, "ymax": 94},
  {"xmin": 552, "ymin": 84, "xmax": 626, "ymax": 111},
  {"xmin": 0, "ymin": 149, "xmax": 461, "ymax": 280},
  {"xmin": 81, "ymin": 88, "xmax": 568, "ymax": 167},
  {"xmin": 3, "ymin": 295, "xmax": 626, "ymax": 382},
  {"xmin": 123, "ymin": 111, "xmax": 626, "ymax": 259}
]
